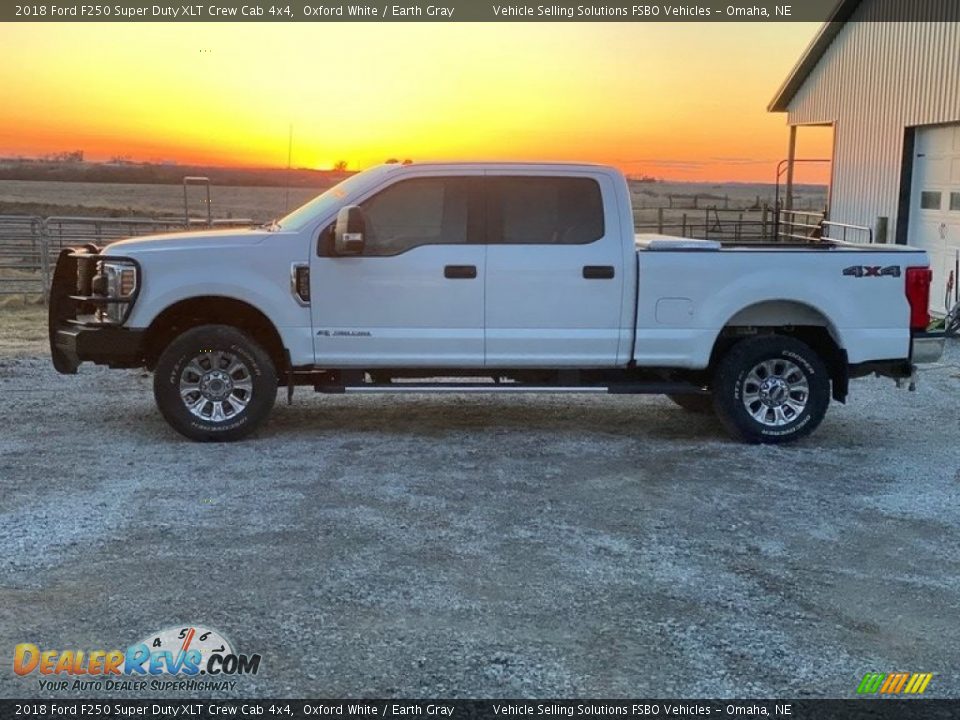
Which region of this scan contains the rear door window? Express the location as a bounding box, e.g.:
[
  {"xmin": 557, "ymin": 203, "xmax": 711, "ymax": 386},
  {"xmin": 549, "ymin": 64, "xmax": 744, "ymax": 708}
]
[{"xmin": 491, "ymin": 177, "xmax": 604, "ymax": 244}]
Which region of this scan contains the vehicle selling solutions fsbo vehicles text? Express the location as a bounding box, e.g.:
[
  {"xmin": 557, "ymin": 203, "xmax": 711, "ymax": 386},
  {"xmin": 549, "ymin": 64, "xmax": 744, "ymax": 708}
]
[{"xmin": 491, "ymin": 5, "xmax": 791, "ymax": 17}]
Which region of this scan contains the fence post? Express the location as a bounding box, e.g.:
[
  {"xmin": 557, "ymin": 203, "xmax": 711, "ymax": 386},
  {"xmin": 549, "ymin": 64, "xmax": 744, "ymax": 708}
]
[
  {"xmin": 762, "ymin": 203, "xmax": 769, "ymax": 239},
  {"xmin": 39, "ymin": 218, "xmax": 51, "ymax": 305},
  {"xmin": 657, "ymin": 207, "xmax": 664, "ymax": 234},
  {"xmin": 874, "ymin": 216, "xmax": 888, "ymax": 244},
  {"xmin": 682, "ymin": 213, "xmax": 687, "ymax": 237}
]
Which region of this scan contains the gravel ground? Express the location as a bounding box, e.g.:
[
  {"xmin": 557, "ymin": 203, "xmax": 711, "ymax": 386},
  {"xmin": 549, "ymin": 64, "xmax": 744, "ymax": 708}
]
[{"xmin": 1, "ymin": 306, "xmax": 959, "ymax": 699}]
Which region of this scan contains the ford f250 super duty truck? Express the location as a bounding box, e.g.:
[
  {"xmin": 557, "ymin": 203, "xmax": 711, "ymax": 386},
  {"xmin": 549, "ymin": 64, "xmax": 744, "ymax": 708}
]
[{"xmin": 49, "ymin": 162, "xmax": 946, "ymax": 443}]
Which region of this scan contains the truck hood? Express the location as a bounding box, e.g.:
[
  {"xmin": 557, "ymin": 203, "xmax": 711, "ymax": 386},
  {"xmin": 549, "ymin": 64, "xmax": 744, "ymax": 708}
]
[{"xmin": 103, "ymin": 227, "xmax": 272, "ymax": 254}]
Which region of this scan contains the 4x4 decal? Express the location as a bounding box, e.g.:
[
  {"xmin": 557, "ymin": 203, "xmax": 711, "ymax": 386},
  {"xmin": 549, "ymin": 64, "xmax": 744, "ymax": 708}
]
[{"xmin": 843, "ymin": 265, "xmax": 901, "ymax": 278}]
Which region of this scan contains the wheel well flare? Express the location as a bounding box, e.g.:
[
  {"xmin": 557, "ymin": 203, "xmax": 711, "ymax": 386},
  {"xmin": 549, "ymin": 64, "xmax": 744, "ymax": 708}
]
[{"xmin": 144, "ymin": 296, "xmax": 286, "ymax": 371}]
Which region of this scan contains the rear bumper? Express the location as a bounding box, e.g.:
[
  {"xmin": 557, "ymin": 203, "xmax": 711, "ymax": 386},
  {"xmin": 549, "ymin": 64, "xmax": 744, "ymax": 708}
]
[{"xmin": 911, "ymin": 330, "xmax": 946, "ymax": 365}]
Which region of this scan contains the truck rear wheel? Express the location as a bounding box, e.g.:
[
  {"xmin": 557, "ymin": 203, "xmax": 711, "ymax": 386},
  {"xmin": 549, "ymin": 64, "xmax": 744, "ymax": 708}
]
[
  {"xmin": 153, "ymin": 324, "xmax": 277, "ymax": 442},
  {"xmin": 667, "ymin": 394, "xmax": 713, "ymax": 414},
  {"xmin": 712, "ymin": 335, "xmax": 829, "ymax": 444}
]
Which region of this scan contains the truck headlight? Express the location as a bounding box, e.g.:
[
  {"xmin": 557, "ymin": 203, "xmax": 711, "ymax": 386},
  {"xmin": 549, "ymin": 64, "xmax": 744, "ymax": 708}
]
[{"xmin": 97, "ymin": 260, "xmax": 138, "ymax": 324}]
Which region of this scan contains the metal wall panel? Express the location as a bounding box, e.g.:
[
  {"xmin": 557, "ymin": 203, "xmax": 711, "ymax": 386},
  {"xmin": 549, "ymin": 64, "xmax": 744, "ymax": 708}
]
[{"xmin": 785, "ymin": 0, "xmax": 960, "ymax": 240}]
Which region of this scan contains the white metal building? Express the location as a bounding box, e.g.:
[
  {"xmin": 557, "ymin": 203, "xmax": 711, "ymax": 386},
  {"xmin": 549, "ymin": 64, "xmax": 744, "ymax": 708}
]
[{"xmin": 770, "ymin": 0, "xmax": 960, "ymax": 312}]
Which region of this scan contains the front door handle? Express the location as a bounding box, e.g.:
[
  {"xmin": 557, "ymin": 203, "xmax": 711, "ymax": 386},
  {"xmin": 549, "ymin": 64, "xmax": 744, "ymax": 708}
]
[
  {"xmin": 444, "ymin": 265, "xmax": 477, "ymax": 279},
  {"xmin": 583, "ymin": 265, "xmax": 615, "ymax": 280}
]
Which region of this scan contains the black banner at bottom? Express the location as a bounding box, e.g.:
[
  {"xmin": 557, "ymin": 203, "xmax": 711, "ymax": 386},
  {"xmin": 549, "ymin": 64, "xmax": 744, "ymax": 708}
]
[{"xmin": 1, "ymin": 700, "xmax": 957, "ymax": 720}]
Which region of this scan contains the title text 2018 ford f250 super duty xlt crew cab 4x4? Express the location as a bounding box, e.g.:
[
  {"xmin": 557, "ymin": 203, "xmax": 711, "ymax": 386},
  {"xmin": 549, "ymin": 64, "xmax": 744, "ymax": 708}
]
[{"xmin": 48, "ymin": 162, "xmax": 946, "ymax": 443}]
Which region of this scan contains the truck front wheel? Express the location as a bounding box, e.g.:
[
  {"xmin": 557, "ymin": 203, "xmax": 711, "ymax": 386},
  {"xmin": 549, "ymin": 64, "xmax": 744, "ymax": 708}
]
[
  {"xmin": 153, "ymin": 324, "xmax": 277, "ymax": 442},
  {"xmin": 712, "ymin": 336, "xmax": 830, "ymax": 444}
]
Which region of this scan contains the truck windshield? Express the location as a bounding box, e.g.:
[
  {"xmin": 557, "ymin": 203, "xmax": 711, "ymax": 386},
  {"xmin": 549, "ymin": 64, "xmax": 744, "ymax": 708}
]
[{"xmin": 274, "ymin": 170, "xmax": 374, "ymax": 231}]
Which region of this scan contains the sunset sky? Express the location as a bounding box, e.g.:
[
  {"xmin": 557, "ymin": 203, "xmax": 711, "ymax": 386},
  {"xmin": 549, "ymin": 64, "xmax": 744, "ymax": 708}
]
[{"xmin": 0, "ymin": 22, "xmax": 833, "ymax": 182}]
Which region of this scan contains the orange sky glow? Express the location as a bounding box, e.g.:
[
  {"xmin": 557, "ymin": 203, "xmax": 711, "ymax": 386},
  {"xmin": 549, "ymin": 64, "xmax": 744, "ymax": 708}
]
[{"xmin": 0, "ymin": 22, "xmax": 833, "ymax": 183}]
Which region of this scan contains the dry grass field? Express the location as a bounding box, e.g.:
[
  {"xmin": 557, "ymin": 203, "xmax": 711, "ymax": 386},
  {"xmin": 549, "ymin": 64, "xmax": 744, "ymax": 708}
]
[{"xmin": 0, "ymin": 179, "xmax": 328, "ymax": 222}]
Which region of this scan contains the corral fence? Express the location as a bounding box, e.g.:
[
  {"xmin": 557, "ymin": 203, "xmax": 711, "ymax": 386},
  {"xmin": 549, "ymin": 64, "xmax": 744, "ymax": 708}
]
[
  {"xmin": 776, "ymin": 209, "xmax": 874, "ymax": 244},
  {"xmin": 0, "ymin": 215, "xmax": 46, "ymax": 296},
  {"xmin": 0, "ymin": 215, "xmax": 253, "ymax": 301},
  {"xmin": 635, "ymin": 204, "xmax": 874, "ymax": 245},
  {"xmin": 635, "ymin": 206, "xmax": 775, "ymax": 242}
]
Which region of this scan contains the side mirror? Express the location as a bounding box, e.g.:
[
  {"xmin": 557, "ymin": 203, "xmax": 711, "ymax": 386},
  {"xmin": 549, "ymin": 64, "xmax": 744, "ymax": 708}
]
[{"xmin": 334, "ymin": 205, "xmax": 366, "ymax": 255}]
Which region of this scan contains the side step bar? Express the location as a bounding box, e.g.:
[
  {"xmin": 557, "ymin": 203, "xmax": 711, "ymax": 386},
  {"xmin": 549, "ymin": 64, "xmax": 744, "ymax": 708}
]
[{"xmin": 314, "ymin": 382, "xmax": 707, "ymax": 395}]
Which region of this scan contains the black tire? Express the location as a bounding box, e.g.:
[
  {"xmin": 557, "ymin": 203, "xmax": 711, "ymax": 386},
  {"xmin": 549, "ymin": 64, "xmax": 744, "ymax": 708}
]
[
  {"xmin": 153, "ymin": 324, "xmax": 277, "ymax": 442},
  {"xmin": 712, "ymin": 335, "xmax": 830, "ymax": 444},
  {"xmin": 667, "ymin": 394, "xmax": 714, "ymax": 414}
]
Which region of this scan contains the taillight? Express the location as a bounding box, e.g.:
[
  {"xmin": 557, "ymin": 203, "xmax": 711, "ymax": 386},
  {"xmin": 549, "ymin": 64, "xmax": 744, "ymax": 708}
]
[{"xmin": 905, "ymin": 267, "xmax": 932, "ymax": 330}]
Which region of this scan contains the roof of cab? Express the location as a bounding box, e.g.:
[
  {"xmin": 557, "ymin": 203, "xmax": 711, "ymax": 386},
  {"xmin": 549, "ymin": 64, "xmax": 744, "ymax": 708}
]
[{"xmin": 378, "ymin": 160, "xmax": 615, "ymax": 172}]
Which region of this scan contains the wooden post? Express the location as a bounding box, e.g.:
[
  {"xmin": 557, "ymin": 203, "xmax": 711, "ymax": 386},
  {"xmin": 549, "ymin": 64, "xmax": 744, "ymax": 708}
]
[
  {"xmin": 682, "ymin": 213, "xmax": 687, "ymax": 237},
  {"xmin": 657, "ymin": 207, "xmax": 664, "ymax": 234},
  {"xmin": 762, "ymin": 203, "xmax": 769, "ymax": 239}
]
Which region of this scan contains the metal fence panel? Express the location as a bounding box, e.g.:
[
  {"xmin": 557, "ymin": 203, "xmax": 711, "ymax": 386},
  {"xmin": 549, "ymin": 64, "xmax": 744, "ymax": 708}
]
[
  {"xmin": 0, "ymin": 215, "xmax": 253, "ymax": 302},
  {"xmin": 0, "ymin": 215, "xmax": 44, "ymax": 296}
]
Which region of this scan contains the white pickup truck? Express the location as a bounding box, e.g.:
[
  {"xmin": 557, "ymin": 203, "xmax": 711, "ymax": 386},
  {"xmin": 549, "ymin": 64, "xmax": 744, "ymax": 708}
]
[{"xmin": 49, "ymin": 162, "xmax": 945, "ymax": 443}]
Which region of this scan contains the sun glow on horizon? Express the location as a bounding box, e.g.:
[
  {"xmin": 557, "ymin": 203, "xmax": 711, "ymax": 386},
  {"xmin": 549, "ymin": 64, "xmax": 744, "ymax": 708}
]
[{"xmin": 0, "ymin": 22, "xmax": 829, "ymax": 182}]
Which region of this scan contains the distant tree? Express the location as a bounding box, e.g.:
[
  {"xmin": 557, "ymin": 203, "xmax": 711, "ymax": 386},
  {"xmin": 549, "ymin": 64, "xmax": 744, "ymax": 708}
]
[
  {"xmin": 45, "ymin": 150, "xmax": 84, "ymax": 163},
  {"xmin": 332, "ymin": 160, "xmax": 348, "ymax": 171}
]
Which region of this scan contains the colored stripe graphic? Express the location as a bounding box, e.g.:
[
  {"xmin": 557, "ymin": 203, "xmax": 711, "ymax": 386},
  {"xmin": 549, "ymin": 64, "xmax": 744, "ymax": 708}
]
[{"xmin": 858, "ymin": 672, "xmax": 933, "ymax": 694}]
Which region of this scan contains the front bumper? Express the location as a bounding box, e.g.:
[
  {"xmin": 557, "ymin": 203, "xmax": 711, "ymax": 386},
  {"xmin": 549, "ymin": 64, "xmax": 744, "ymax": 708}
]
[
  {"xmin": 48, "ymin": 246, "xmax": 145, "ymax": 374},
  {"xmin": 911, "ymin": 330, "xmax": 946, "ymax": 365},
  {"xmin": 52, "ymin": 325, "xmax": 146, "ymax": 373}
]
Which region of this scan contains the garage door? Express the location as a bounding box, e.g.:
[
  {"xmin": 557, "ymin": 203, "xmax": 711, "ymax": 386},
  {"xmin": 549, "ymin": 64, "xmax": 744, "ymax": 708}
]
[{"xmin": 909, "ymin": 123, "xmax": 960, "ymax": 314}]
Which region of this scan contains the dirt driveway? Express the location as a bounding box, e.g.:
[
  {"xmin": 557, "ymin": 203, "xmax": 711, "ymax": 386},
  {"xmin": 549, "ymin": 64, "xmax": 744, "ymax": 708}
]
[{"xmin": 1, "ymin": 306, "xmax": 958, "ymax": 698}]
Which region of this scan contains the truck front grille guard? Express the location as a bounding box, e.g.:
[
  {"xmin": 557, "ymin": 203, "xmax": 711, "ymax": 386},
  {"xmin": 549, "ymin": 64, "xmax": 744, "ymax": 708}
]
[{"xmin": 48, "ymin": 245, "xmax": 142, "ymax": 336}]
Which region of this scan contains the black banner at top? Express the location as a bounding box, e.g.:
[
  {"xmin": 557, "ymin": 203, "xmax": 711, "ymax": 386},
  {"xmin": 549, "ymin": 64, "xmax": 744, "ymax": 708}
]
[{"xmin": 3, "ymin": 0, "xmax": 960, "ymax": 22}]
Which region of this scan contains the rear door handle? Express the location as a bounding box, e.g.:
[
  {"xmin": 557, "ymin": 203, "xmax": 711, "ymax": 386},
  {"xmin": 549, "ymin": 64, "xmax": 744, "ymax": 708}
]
[
  {"xmin": 444, "ymin": 265, "xmax": 477, "ymax": 279},
  {"xmin": 583, "ymin": 265, "xmax": 615, "ymax": 279}
]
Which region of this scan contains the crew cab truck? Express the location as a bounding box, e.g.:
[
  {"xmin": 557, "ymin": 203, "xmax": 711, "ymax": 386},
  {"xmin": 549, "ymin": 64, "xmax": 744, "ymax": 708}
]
[{"xmin": 48, "ymin": 162, "xmax": 946, "ymax": 443}]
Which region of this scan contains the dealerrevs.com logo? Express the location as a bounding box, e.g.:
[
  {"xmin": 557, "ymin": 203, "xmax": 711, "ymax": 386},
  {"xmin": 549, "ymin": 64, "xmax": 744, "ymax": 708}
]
[{"xmin": 14, "ymin": 625, "xmax": 261, "ymax": 693}]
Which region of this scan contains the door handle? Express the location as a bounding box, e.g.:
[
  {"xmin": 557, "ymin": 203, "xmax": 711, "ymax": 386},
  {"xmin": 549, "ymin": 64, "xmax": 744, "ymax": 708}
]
[
  {"xmin": 583, "ymin": 265, "xmax": 615, "ymax": 279},
  {"xmin": 444, "ymin": 265, "xmax": 477, "ymax": 279}
]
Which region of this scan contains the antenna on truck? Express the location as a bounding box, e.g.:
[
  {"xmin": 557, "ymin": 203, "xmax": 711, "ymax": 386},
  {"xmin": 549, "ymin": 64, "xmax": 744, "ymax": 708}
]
[{"xmin": 283, "ymin": 123, "xmax": 293, "ymax": 212}]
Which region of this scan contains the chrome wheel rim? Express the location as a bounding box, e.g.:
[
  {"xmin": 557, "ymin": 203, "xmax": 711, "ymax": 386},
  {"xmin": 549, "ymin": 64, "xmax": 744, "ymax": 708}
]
[
  {"xmin": 179, "ymin": 351, "xmax": 253, "ymax": 423},
  {"xmin": 742, "ymin": 358, "xmax": 809, "ymax": 427}
]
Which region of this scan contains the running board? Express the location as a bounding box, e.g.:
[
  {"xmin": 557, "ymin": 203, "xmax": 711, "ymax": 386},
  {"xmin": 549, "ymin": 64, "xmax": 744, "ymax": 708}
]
[{"xmin": 314, "ymin": 382, "xmax": 706, "ymax": 395}]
